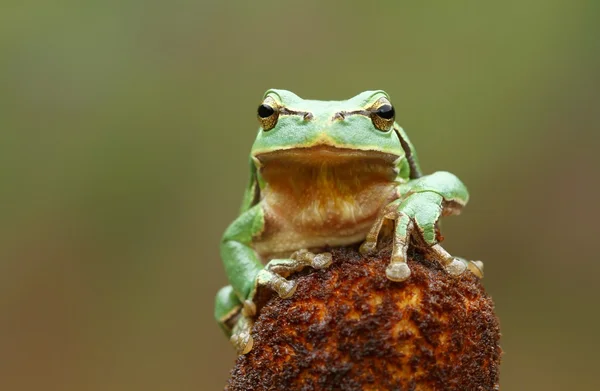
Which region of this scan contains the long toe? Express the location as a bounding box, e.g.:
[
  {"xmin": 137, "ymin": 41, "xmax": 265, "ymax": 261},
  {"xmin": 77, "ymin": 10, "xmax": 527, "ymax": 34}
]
[
  {"xmin": 386, "ymin": 263, "xmax": 411, "ymax": 282},
  {"xmin": 359, "ymin": 241, "xmax": 377, "ymax": 255},
  {"xmin": 312, "ymin": 253, "xmax": 332, "ymax": 269},
  {"xmin": 468, "ymin": 260, "xmax": 484, "ymax": 278},
  {"xmin": 445, "ymin": 258, "xmax": 467, "ymax": 276},
  {"xmin": 278, "ymin": 280, "xmax": 298, "ymax": 299},
  {"xmin": 231, "ymin": 332, "xmax": 254, "ymax": 355}
]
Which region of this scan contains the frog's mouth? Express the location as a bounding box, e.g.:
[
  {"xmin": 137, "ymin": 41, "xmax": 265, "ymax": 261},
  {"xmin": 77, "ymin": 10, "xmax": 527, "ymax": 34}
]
[{"xmin": 255, "ymin": 145, "xmax": 400, "ymax": 166}]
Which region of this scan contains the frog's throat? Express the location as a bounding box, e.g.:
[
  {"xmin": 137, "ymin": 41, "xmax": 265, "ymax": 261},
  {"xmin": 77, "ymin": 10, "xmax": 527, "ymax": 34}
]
[{"xmin": 257, "ymin": 146, "xmax": 399, "ymax": 239}]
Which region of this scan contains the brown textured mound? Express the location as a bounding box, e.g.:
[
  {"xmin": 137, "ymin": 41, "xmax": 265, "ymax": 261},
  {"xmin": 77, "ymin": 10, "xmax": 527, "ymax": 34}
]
[{"xmin": 226, "ymin": 244, "xmax": 501, "ymax": 391}]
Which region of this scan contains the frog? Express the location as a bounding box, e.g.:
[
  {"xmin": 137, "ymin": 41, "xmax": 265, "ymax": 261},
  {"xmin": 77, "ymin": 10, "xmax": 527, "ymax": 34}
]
[{"xmin": 214, "ymin": 89, "xmax": 484, "ymax": 354}]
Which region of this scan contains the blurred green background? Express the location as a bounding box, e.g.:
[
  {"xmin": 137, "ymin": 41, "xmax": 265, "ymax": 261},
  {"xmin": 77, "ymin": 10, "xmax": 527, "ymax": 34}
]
[{"xmin": 1, "ymin": 1, "xmax": 599, "ymax": 390}]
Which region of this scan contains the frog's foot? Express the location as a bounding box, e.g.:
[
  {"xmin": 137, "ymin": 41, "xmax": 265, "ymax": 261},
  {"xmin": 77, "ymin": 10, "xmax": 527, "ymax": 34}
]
[
  {"xmin": 231, "ymin": 273, "xmax": 296, "ymax": 355},
  {"xmin": 266, "ymin": 249, "xmax": 333, "ymax": 278},
  {"xmin": 361, "ymin": 192, "xmax": 472, "ymax": 282},
  {"xmin": 230, "ymin": 312, "xmax": 254, "ymax": 355},
  {"xmin": 360, "ymin": 201, "xmax": 413, "ymax": 282}
]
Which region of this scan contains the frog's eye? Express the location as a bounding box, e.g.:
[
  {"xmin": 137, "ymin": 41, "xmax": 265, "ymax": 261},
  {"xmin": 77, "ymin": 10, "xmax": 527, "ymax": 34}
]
[
  {"xmin": 257, "ymin": 96, "xmax": 279, "ymax": 131},
  {"xmin": 376, "ymin": 104, "xmax": 395, "ymax": 120},
  {"xmin": 370, "ymin": 98, "xmax": 395, "ymax": 131},
  {"xmin": 258, "ymin": 104, "xmax": 274, "ymax": 118}
]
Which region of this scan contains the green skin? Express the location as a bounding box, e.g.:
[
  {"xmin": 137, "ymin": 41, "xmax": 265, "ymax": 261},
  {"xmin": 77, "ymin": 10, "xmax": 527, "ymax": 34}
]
[{"xmin": 214, "ymin": 89, "xmax": 482, "ymax": 354}]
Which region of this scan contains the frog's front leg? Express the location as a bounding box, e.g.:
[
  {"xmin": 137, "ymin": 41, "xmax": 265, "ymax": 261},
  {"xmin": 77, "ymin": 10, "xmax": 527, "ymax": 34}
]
[
  {"xmin": 219, "ymin": 205, "xmax": 295, "ymax": 353},
  {"xmin": 361, "ymin": 171, "xmax": 471, "ymax": 281},
  {"xmin": 221, "ymin": 205, "xmax": 296, "ymax": 301},
  {"xmin": 219, "ymin": 205, "xmax": 333, "ymax": 353},
  {"xmin": 222, "ymin": 250, "xmax": 332, "ymax": 354}
]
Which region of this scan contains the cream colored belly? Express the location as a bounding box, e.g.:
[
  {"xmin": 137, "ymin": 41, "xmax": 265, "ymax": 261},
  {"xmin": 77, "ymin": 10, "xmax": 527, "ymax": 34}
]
[
  {"xmin": 253, "ymin": 217, "xmax": 374, "ymax": 260},
  {"xmin": 252, "ymin": 154, "xmax": 400, "ymax": 260},
  {"xmin": 253, "ymin": 182, "xmax": 397, "ymax": 260}
]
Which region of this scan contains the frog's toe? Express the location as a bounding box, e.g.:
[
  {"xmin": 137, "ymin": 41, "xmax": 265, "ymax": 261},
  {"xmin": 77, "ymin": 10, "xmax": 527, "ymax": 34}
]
[
  {"xmin": 277, "ymin": 279, "xmax": 297, "ymax": 299},
  {"xmin": 230, "ymin": 315, "xmax": 255, "ymax": 354},
  {"xmin": 231, "ymin": 329, "xmax": 254, "ymax": 355},
  {"xmin": 242, "ymin": 299, "xmax": 257, "ymax": 317},
  {"xmin": 386, "ymin": 262, "xmax": 411, "ymax": 282},
  {"xmin": 256, "ymin": 269, "xmax": 297, "ymax": 299},
  {"xmin": 468, "ymin": 260, "xmax": 484, "ymax": 278},
  {"xmin": 445, "ymin": 258, "xmax": 467, "ymax": 276},
  {"xmin": 312, "ymin": 252, "xmax": 332, "ymax": 269},
  {"xmin": 359, "ymin": 241, "xmax": 377, "ymax": 255}
]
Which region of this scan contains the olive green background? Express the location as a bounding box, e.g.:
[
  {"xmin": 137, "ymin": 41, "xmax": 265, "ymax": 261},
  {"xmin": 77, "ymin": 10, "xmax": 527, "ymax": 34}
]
[{"xmin": 2, "ymin": 1, "xmax": 599, "ymax": 390}]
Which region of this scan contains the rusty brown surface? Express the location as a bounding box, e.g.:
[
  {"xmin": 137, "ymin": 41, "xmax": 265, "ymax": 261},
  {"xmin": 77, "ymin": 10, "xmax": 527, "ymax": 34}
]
[{"xmin": 226, "ymin": 244, "xmax": 501, "ymax": 391}]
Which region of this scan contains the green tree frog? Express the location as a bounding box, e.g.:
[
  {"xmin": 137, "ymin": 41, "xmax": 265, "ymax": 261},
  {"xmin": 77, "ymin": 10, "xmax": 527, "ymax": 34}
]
[{"xmin": 214, "ymin": 89, "xmax": 483, "ymax": 354}]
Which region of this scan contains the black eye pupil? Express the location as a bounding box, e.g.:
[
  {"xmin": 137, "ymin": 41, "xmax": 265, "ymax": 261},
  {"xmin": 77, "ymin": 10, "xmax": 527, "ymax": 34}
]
[
  {"xmin": 258, "ymin": 104, "xmax": 275, "ymax": 118},
  {"xmin": 376, "ymin": 104, "xmax": 395, "ymax": 120}
]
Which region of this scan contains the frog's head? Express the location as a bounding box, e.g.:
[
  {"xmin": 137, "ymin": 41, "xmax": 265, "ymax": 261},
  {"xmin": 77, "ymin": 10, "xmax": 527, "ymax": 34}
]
[{"xmin": 251, "ymin": 89, "xmax": 405, "ymax": 167}]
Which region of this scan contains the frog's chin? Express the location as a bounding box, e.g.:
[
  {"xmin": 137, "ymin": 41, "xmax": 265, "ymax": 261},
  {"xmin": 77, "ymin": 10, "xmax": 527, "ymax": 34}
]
[{"xmin": 254, "ymin": 145, "xmax": 400, "ymax": 166}]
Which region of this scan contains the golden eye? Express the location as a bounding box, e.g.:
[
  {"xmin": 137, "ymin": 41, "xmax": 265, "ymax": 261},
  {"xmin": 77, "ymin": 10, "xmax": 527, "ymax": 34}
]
[
  {"xmin": 257, "ymin": 96, "xmax": 279, "ymax": 131},
  {"xmin": 370, "ymin": 98, "xmax": 395, "ymax": 131}
]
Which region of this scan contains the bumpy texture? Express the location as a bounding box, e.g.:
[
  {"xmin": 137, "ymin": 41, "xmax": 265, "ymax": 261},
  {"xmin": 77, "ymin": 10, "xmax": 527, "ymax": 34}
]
[{"xmin": 225, "ymin": 244, "xmax": 501, "ymax": 391}]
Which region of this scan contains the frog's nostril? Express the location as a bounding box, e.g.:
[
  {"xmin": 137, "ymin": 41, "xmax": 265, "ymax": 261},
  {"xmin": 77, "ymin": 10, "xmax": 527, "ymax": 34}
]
[{"xmin": 332, "ymin": 112, "xmax": 346, "ymax": 121}]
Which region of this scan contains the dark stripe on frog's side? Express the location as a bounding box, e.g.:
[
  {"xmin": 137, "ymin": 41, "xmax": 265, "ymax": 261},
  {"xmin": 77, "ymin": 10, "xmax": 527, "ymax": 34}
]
[{"xmin": 394, "ymin": 126, "xmax": 421, "ymax": 179}]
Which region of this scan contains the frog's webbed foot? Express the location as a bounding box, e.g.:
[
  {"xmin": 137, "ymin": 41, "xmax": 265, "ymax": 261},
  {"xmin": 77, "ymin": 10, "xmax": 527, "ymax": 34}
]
[
  {"xmin": 254, "ymin": 249, "xmax": 332, "ymax": 298},
  {"xmin": 228, "ymin": 281, "xmax": 286, "ymax": 355},
  {"xmin": 227, "ymin": 273, "xmax": 295, "ymax": 355},
  {"xmin": 360, "ymin": 192, "xmax": 476, "ymax": 281},
  {"xmin": 267, "ymin": 249, "xmax": 333, "ymax": 277},
  {"xmin": 234, "ymin": 250, "xmax": 333, "ymax": 355},
  {"xmin": 248, "ymin": 250, "xmax": 333, "ymax": 304}
]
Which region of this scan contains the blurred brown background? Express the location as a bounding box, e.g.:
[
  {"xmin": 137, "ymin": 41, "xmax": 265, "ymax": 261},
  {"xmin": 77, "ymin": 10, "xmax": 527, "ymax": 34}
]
[{"xmin": 1, "ymin": 1, "xmax": 599, "ymax": 390}]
